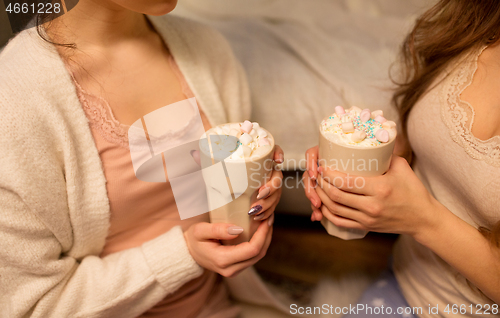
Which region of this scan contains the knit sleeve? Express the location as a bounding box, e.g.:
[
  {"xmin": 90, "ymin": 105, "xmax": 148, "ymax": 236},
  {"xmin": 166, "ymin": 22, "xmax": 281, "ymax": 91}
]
[
  {"xmin": 0, "ymin": 46, "xmax": 203, "ymax": 316},
  {"xmin": 0, "ymin": 185, "xmax": 202, "ymax": 318}
]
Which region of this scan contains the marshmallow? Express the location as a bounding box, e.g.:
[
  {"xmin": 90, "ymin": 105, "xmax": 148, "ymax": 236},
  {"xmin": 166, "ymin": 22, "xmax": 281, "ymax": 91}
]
[
  {"xmin": 371, "ymin": 110, "xmax": 383, "ymax": 119},
  {"xmin": 388, "ymin": 128, "xmax": 397, "ymax": 140},
  {"xmin": 221, "ymin": 126, "xmax": 232, "ymax": 135},
  {"xmin": 249, "ymin": 129, "xmax": 258, "ymax": 138},
  {"xmin": 220, "ymin": 138, "xmax": 239, "ymax": 152},
  {"xmin": 382, "ymin": 121, "xmax": 396, "ymax": 130},
  {"xmin": 341, "ymin": 122, "xmax": 355, "ymax": 133},
  {"xmin": 375, "ymin": 129, "xmax": 390, "ymax": 143},
  {"xmin": 321, "ymin": 106, "xmax": 397, "ymax": 147},
  {"xmin": 228, "ymin": 129, "xmax": 241, "ymax": 138},
  {"xmin": 239, "ymin": 133, "xmax": 253, "ymax": 145},
  {"xmin": 241, "ymin": 145, "xmax": 252, "ymax": 157},
  {"xmin": 231, "ymin": 146, "xmax": 244, "ymax": 159},
  {"xmin": 360, "ymin": 109, "xmax": 371, "ymax": 122},
  {"xmin": 256, "ymin": 128, "xmax": 268, "ymax": 138},
  {"xmin": 258, "ymin": 138, "xmax": 271, "ymax": 146},
  {"xmin": 210, "ymin": 121, "xmax": 272, "ymax": 160},
  {"xmin": 240, "ymin": 120, "xmax": 253, "ymax": 133},
  {"xmin": 214, "ymin": 126, "xmax": 224, "ymax": 135},
  {"xmin": 251, "ymin": 145, "xmax": 271, "ymax": 158},
  {"xmin": 341, "ymin": 114, "xmax": 352, "ymax": 123},
  {"xmin": 351, "ymin": 130, "xmax": 367, "ymax": 142},
  {"xmin": 335, "ymin": 106, "xmax": 346, "ymax": 115},
  {"xmin": 374, "ymin": 115, "xmax": 387, "ymax": 124}
]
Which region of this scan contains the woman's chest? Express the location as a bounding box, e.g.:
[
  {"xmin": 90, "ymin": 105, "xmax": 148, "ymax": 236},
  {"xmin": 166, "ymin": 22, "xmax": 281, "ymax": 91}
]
[
  {"xmin": 460, "ymin": 47, "xmax": 500, "ymax": 140},
  {"xmin": 407, "ymin": 63, "xmax": 500, "ymax": 227}
]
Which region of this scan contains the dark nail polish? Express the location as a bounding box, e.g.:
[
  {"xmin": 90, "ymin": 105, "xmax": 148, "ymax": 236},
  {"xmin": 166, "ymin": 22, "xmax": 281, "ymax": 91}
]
[{"xmin": 248, "ymin": 205, "xmax": 263, "ymax": 216}]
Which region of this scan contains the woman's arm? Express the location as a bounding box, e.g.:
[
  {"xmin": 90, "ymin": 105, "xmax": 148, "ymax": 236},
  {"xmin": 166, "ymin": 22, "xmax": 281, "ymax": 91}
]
[
  {"xmin": 315, "ymin": 156, "xmax": 500, "ymax": 303},
  {"xmin": 0, "ymin": 189, "xmax": 203, "ymax": 318},
  {"xmin": 414, "ymin": 200, "xmax": 500, "ymax": 303}
]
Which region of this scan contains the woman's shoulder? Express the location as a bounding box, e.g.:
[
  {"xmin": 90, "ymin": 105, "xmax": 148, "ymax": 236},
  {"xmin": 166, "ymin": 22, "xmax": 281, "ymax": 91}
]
[
  {"xmin": 149, "ymin": 14, "xmax": 235, "ymax": 59},
  {"xmin": 0, "ymin": 29, "xmax": 70, "ymax": 119}
]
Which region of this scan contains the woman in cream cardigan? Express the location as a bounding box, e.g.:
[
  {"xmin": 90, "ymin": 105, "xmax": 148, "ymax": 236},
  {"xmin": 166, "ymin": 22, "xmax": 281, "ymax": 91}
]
[{"xmin": 0, "ymin": 0, "xmax": 286, "ymax": 317}]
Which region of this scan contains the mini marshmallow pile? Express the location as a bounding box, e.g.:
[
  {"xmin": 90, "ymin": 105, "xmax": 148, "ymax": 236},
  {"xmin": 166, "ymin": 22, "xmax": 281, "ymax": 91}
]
[
  {"xmin": 205, "ymin": 120, "xmax": 273, "ymax": 160},
  {"xmin": 321, "ymin": 106, "xmax": 397, "ymax": 147}
]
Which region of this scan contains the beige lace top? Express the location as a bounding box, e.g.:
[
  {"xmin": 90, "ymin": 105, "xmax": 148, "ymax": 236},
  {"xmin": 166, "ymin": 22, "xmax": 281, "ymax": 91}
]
[
  {"xmin": 441, "ymin": 47, "xmax": 500, "ymax": 167},
  {"xmin": 393, "ymin": 47, "xmax": 500, "ymax": 318}
]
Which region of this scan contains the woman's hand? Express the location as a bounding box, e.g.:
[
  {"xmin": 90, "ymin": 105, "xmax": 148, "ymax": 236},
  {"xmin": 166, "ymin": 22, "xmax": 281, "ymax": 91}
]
[
  {"xmin": 316, "ymin": 156, "xmax": 437, "ymax": 237},
  {"xmin": 303, "ymin": 146, "xmax": 323, "ymax": 222},
  {"xmin": 247, "ymin": 146, "xmax": 284, "ymax": 221},
  {"xmin": 184, "ymin": 220, "xmax": 273, "ymax": 277}
]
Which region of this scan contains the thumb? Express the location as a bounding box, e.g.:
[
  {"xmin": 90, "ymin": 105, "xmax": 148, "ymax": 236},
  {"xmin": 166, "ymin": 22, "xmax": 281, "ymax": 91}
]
[{"xmin": 194, "ymin": 222, "xmax": 244, "ymax": 241}]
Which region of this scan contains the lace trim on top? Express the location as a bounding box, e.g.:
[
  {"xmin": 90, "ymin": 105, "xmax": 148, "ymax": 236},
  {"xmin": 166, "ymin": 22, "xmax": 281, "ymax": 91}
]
[
  {"xmin": 441, "ymin": 46, "xmax": 500, "ymax": 167},
  {"xmin": 70, "ymin": 54, "xmax": 196, "ymax": 149}
]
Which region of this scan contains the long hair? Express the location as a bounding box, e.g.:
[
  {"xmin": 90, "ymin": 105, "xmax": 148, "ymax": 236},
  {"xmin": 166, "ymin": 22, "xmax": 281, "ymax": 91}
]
[
  {"xmin": 393, "ymin": 0, "xmax": 500, "ymax": 247},
  {"xmin": 36, "ymin": 1, "xmax": 77, "ymax": 51}
]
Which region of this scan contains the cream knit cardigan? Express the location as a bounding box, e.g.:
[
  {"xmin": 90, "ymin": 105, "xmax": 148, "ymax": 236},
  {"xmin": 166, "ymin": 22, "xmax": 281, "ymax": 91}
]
[{"xmin": 0, "ymin": 15, "xmax": 285, "ymax": 318}]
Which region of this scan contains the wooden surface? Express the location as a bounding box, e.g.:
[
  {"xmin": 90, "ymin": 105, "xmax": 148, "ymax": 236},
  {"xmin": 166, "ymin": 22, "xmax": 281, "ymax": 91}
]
[{"xmin": 255, "ymin": 214, "xmax": 398, "ymax": 285}]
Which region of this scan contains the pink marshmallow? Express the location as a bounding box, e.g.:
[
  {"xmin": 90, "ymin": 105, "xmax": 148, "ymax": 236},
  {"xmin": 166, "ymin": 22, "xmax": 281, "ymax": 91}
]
[
  {"xmin": 374, "ymin": 115, "xmax": 387, "ymax": 123},
  {"xmin": 335, "ymin": 106, "xmax": 345, "ymax": 115},
  {"xmin": 382, "ymin": 121, "xmax": 396, "ymax": 130},
  {"xmin": 375, "ymin": 129, "xmax": 390, "ymax": 143},
  {"xmin": 360, "ymin": 110, "xmax": 371, "ymax": 122},
  {"xmin": 258, "ymin": 138, "xmax": 271, "ymax": 146},
  {"xmin": 371, "ymin": 110, "xmax": 383, "ymax": 119},
  {"xmin": 351, "ymin": 130, "xmax": 367, "ymax": 142},
  {"xmin": 240, "ymin": 120, "xmax": 253, "ymax": 133},
  {"xmin": 341, "ymin": 122, "xmax": 355, "ymax": 133}
]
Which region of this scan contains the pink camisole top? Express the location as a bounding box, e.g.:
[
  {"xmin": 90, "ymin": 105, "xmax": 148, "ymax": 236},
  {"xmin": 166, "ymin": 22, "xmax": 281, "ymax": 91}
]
[{"xmin": 70, "ymin": 54, "xmax": 240, "ymax": 318}]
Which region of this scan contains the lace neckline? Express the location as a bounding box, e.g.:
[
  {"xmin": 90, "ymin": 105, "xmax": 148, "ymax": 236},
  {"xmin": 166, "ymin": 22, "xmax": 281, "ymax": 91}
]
[
  {"xmin": 441, "ymin": 46, "xmax": 500, "ymax": 167},
  {"xmin": 69, "ymin": 53, "xmax": 196, "ymax": 149}
]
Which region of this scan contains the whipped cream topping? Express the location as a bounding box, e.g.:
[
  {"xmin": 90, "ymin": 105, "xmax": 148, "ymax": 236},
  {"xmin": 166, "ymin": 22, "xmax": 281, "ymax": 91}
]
[
  {"xmin": 321, "ymin": 106, "xmax": 397, "ymax": 147},
  {"xmin": 202, "ymin": 121, "xmax": 273, "ymax": 160}
]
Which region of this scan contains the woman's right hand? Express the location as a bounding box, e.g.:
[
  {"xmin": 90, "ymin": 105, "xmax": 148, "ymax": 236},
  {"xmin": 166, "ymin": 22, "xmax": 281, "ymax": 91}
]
[
  {"xmin": 184, "ymin": 220, "xmax": 273, "ymax": 277},
  {"xmin": 303, "ymin": 146, "xmax": 323, "ymax": 222}
]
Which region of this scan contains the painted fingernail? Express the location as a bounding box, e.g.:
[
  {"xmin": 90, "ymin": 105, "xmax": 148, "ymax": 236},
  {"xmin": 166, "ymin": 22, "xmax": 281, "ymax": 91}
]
[
  {"xmin": 268, "ymin": 214, "xmax": 275, "ymax": 226},
  {"xmin": 227, "ymin": 226, "xmax": 244, "ymax": 235},
  {"xmin": 257, "ymin": 187, "xmax": 270, "ymax": 200},
  {"xmin": 318, "ymin": 166, "xmax": 324, "ymax": 174},
  {"xmin": 190, "ymin": 150, "xmax": 201, "ymax": 166},
  {"xmin": 248, "ymin": 205, "xmax": 263, "ymax": 216},
  {"xmin": 275, "ymin": 153, "xmax": 284, "ymax": 163},
  {"xmin": 254, "ymin": 213, "xmax": 266, "ymax": 221},
  {"xmin": 308, "ymin": 170, "xmax": 316, "ymax": 180}
]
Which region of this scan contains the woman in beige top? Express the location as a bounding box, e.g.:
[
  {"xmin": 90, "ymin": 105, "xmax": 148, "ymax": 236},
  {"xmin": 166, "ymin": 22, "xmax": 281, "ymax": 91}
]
[{"xmin": 304, "ymin": 1, "xmax": 499, "ymax": 317}]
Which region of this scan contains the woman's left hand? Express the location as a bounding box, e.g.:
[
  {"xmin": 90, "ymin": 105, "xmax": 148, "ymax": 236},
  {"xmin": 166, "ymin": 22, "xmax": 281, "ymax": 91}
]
[
  {"xmin": 247, "ymin": 145, "xmax": 284, "ymax": 222},
  {"xmin": 316, "ymin": 156, "xmax": 437, "ymax": 237}
]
